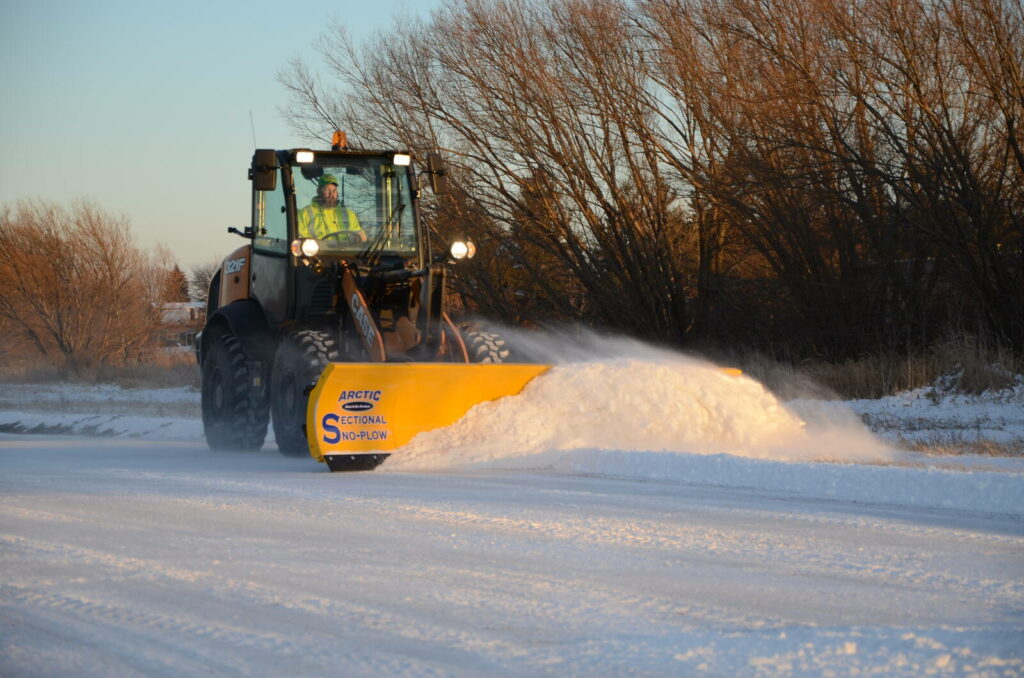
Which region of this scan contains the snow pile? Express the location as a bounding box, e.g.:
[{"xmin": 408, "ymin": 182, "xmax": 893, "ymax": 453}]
[{"xmin": 386, "ymin": 355, "xmax": 892, "ymax": 471}]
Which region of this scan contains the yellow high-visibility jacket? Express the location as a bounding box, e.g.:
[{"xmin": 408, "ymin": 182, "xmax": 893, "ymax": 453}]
[{"xmin": 297, "ymin": 202, "xmax": 362, "ymax": 239}]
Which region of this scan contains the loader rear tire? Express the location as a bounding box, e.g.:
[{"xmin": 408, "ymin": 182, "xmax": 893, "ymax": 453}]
[
  {"xmin": 271, "ymin": 329, "xmax": 339, "ymax": 456},
  {"xmin": 201, "ymin": 335, "xmax": 269, "ymax": 451},
  {"xmin": 462, "ymin": 327, "xmax": 512, "ymax": 363}
]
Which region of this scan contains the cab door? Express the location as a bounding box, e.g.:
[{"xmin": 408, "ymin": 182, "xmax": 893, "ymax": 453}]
[{"xmin": 250, "ymin": 165, "xmax": 290, "ymax": 325}]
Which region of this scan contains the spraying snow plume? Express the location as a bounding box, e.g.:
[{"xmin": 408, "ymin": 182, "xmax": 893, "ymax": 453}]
[{"xmin": 385, "ymin": 329, "xmax": 892, "ymax": 471}]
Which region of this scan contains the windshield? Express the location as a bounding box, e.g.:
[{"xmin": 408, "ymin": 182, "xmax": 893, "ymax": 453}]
[{"xmin": 293, "ymin": 156, "xmax": 416, "ymax": 256}]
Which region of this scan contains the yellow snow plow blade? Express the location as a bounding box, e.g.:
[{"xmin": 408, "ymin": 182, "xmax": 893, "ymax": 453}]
[{"xmin": 306, "ymin": 363, "xmax": 551, "ymax": 471}]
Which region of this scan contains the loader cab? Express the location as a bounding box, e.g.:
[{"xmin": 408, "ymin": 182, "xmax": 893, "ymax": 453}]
[
  {"xmin": 247, "ymin": 148, "xmax": 426, "ymax": 326},
  {"xmin": 251, "ymin": 149, "xmax": 423, "ymax": 260},
  {"xmin": 286, "ymin": 151, "xmax": 421, "ymax": 261}
]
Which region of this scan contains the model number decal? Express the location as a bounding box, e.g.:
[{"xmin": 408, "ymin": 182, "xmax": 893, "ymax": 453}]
[{"xmin": 225, "ymin": 257, "xmax": 246, "ymax": 274}]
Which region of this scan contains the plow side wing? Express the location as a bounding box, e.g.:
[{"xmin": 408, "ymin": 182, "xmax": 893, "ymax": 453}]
[{"xmin": 307, "ymin": 363, "xmax": 551, "ymax": 468}]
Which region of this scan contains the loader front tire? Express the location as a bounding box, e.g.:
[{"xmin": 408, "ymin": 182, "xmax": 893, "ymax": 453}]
[
  {"xmin": 462, "ymin": 327, "xmax": 512, "ymax": 363},
  {"xmin": 271, "ymin": 330, "xmax": 339, "ymax": 456},
  {"xmin": 201, "ymin": 335, "xmax": 269, "ymax": 451}
]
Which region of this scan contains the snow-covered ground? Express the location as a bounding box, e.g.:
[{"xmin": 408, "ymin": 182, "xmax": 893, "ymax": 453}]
[
  {"xmin": 1, "ymin": 347, "xmax": 1022, "ymax": 676},
  {"xmin": 849, "ymin": 379, "xmax": 1024, "ymax": 449}
]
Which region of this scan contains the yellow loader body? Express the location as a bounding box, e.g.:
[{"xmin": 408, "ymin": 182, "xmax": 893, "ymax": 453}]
[{"xmin": 307, "ymin": 363, "xmax": 551, "ymax": 471}]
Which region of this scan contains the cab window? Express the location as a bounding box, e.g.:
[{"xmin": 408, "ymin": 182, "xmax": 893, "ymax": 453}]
[
  {"xmin": 253, "ymin": 176, "xmax": 287, "ymax": 253},
  {"xmin": 293, "ymin": 158, "xmax": 417, "ymax": 255}
]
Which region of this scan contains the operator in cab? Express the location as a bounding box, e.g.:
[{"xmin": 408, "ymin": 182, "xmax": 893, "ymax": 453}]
[{"xmin": 298, "ymin": 174, "xmax": 368, "ymax": 242}]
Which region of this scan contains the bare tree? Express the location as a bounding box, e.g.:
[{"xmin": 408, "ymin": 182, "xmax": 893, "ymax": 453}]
[
  {"xmin": 279, "ymin": 0, "xmax": 1023, "ymax": 357},
  {"xmin": 641, "ymin": 0, "xmax": 1023, "ymax": 355},
  {"xmin": 188, "ymin": 259, "xmax": 222, "ymax": 304},
  {"xmin": 281, "ymin": 0, "xmax": 703, "ymax": 341},
  {"xmin": 0, "ymin": 200, "xmax": 159, "ymax": 370}
]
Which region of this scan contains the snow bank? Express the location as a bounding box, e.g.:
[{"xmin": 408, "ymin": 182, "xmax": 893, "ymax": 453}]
[
  {"xmin": 0, "ymin": 410, "xmax": 203, "ymax": 441},
  {"xmin": 0, "ymin": 383, "xmax": 198, "ymax": 405},
  {"xmin": 0, "ymin": 383, "xmax": 202, "ymax": 440},
  {"xmin": 847, "ymin": 377, "xmax": 1024, "ymax": 445}
]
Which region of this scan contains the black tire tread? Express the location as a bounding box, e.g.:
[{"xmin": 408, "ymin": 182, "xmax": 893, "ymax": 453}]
[
  {"xmin": 271, "ymin": 329, "xmax": 340, "ymax": 456},
  {"xmin": 462, "ymin": 328, "xmax": 511, "ymax": 363}
]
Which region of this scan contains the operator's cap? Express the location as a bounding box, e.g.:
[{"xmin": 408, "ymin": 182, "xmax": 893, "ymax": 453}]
[{"xmin": 318, "ymin": 174, "xmax": 339, "ymax": 187}]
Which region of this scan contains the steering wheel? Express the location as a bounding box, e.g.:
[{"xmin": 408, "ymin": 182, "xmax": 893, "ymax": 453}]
[{"xmin": 319, "ymin": 230, "xmax": 366, "ymax": 244}]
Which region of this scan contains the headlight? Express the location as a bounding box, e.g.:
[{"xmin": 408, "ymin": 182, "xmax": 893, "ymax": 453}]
[
  {"xmin": 450, "ymin": 240, "xmax": 476, "ymax": 260},
  {"xmin": 290, "ymin": 238, "xmax": 320, "ymax": 257},
  {"xmin": 393, "ymin": 153, "xmax": 412, "ymax": 166},
  {"xmin": 295, "ymin": 150, "xmax": 315, "ymax": 163}
]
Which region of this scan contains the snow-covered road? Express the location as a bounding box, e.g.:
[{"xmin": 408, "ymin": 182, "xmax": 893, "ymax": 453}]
[{"xmin": 2, "ymin": 435, "xmax": 1022, "ymax": 677}]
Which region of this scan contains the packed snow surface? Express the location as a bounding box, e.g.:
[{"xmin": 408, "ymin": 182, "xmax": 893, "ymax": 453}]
[
  {"xmin": 2, "ymin": 435, "xmax": 1022, "ymax": 677},
  {"xmin": 1, "ymin": 342, "xmax": 1022, "ymax": 676}
]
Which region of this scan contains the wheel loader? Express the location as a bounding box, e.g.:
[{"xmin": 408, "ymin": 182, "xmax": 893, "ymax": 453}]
[{"xmin": 196, "ymin": 139, "xmax": 548, "ymax": 471}]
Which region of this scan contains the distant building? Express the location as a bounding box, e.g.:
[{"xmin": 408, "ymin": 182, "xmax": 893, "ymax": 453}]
[{"xmin": 159, "ymin": 302, "xmax": 205, "ymax": 350}]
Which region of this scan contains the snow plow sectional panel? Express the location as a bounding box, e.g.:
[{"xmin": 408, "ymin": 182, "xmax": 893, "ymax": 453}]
[{"xmin": 307, "ymin": 362, "xmax": 551, "ymax": 471}]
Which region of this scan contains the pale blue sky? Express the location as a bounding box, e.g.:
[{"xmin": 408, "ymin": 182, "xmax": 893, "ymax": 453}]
[{"xmin": 0, "ymin": 0, "xmax": 440, "ymax": 270}]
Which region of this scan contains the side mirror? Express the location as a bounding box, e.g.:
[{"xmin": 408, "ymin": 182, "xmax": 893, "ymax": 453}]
[
  {"xmin": 427, "ymin": 152, "xmax": 447, "ymax": 195},
  {"xmin": 250, "ymin": 149, "xmax": 278, "ymax": 191}
]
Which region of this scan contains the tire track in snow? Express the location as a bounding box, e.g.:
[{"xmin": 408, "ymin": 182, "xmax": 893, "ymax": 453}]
[
  {"xmin": 334, "ymin": 497, "xmax": 1024, "ymax": 614},
  {"xmin": 0, "ymin": 583, "xmax": 362, "ymax": 675},
  {"xmin": 0, "ymin": 533, "xmax": 575, "ymax": 671}
]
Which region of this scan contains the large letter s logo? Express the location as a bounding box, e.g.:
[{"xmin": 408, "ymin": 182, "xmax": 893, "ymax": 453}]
[{"xmin": 321, "ymin": 413, "xmax": 340, "ymax": 444}]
